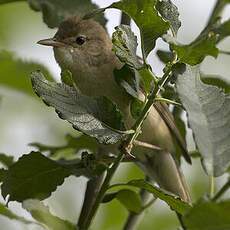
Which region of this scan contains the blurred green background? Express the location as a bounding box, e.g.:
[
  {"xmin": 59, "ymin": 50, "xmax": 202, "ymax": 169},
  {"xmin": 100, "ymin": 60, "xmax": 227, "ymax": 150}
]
[{"xmin": 0, "ymin": 0, "xmax": 229, "ymax": 229}]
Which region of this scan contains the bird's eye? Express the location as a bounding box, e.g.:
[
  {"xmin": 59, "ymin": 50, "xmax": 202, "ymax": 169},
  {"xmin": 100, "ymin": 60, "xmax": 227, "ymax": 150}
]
[{"xmin": 75, "ymin": 35, "xmax": 86, "ymax": 45}]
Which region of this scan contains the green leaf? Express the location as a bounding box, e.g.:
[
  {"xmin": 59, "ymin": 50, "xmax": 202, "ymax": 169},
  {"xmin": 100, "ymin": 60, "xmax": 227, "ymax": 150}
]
[
  {"xmin": 183, "ymin": 200, "xmax": 230, "ymax": 230},
  {"xmin": 30, "ymin": 134, "xmax": 98, "ymax": 159},
  {"xmin": 156, "ymin": 49, "xmax": 174, "ymax": 63},
  {"xmin": 112, "ymin": 25, "xmax": 142, "ymax": 69},
  {"xmin": 111, "ymin": 179, "xmax": 191, "ymax": 215},
  {"xmin": 130, "ymin": 98, "xmax": 145, "ymax": 119},
  {"xmin": 112, "ymin": 26, "xmax": 155, "ymax": 94},
  {"xmin": 0, "ymin": 202, "xmax": 35, "ymax": 225},
  {"xmin": 156, "ymin": 0, "xmax": 181, "ymax": 35},
  {"xmin": 0, "ymin": 169, "xmax": 7, "ymax": 182},
  {"xmin": 1, "ymin": 152, "xmax": 73, "ymax": 202},
  {"xmin": 110, "ymin": 0, "xmax": 169, "ymax": 58},
  {"xmin": 176, "ymin": 65, "xmax": 230, "ymax": 176},
  {"xmin": 116, "ymin": 189, "xmax": 142, "ymax": 213},
  {"xmin": 0, "ymin": 153, "xmax": 14, "ymax": 168},
  {"xmin": 114, "ymin": 64, "xmax": 140, "ymax": 99},
  {"xmin": 28, "ymin": 0, "xmax": 106, "ymax": 28},
  {"xmin": 166, "ymin": 33, "xmax": 219, "ymax": 65},
  {"xmin": 101, "ymin": 192, "xmax": 117, "ymax": 203},
  {"xmin": 216, "ymin": 19, "xmax": 230, "ymax": 41},
  {"xmin": 0, "ymin": 51, "xmax": 53, "ymax": 95},
  {"xmin": 23, "ymin": 199, "xmax": 75, "ymax": 230},
  {"xmin": 31, "ymin": 71, "xmax": 127, "ymax": 145},
  {"xmin": 61, "ymin": 70, "xmax": 74, "ymax": 87},
  {"xmin": 201, "ymin": 75, "xmax": 230, "ymax": 93}
]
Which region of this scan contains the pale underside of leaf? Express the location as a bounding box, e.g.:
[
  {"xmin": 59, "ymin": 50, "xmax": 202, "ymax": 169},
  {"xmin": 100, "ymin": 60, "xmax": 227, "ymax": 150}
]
[{"xmin": 176, "ymin": 65, "xmax": 230, "ymax": 176}]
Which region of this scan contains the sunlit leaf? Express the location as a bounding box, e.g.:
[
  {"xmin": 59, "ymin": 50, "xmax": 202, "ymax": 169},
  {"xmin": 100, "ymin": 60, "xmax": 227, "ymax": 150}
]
[
  {"xmin": 23, "ymin": 199, "xmax": 75, "ymax": 230},
  {"xmin": 28, "ymin": 0, "xmax": 106, "ymax": 28},
  {"xmin": 176, "ymin": 65, "xmax": 230, "ymax": 176},
  {"xmin": 31, "ymin": 71, "xmax": 127, "ymax": 145}
]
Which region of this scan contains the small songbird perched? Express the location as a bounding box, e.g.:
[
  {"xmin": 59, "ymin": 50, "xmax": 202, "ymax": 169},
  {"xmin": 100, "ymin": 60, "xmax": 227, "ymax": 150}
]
[{"xmin": 38, "ymin": 16, "xmax": 191, "ymax": 202}]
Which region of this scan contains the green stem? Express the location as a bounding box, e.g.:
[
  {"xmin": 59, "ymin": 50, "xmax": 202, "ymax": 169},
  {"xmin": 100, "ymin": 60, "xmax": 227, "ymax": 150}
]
[
  {"xmin": 123, "ymin": 189, "xmax": 155, "ymax": 230},
  {"xmin": 212, "ymin": 179, "xmax": 230, "ymax": 202},
  {"xmin": 209, "ymin": 176, "xmax": 215, "ymax": 198},
  {"xmin": 82, "ymin": 152, "xmax": 124, "ymax": 230}
]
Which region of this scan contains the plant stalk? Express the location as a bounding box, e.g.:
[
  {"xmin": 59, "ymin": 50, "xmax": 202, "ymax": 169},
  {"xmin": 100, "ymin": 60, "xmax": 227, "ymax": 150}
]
[{"xmin": 212, "ymin": 179, "xmax": 230, "ymax": 201}]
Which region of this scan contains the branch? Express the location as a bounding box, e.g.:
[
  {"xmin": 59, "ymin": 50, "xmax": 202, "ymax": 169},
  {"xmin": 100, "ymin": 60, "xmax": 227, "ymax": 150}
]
[
  {"xmin": 212, "ymin": 179, "xmax": 230, "ymax": 202},
  {"xmin": 82, "ymin": 152, "xmax": 124, "ymax": 230}
]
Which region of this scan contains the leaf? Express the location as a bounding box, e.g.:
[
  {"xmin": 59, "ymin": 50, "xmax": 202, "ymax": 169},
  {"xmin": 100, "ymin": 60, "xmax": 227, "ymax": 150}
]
[
  {"xmin": 112, "ymin": 26, "xmax": 154, "ymax": 93},
  {"xmin": 23, "ymin": 199, "xmax": 75, "ymax": 230},
  {"xmin": 111, "ymin": 179, "xmax": 191, "ymax": 215},
  {"xmin": 110, "ymin": 0, "xmax": 169, "ymax": 58},
  {"xmin": 30, "ymin": 134, "xmax": 98, "ymax": 159},
  {"xmin": 116, "ymin": 189, "xmax": 142, "ymax": 213},
  {"xmin": 102, "ymin": 192, "xmax": 117, "ymax": 203},
  {"xmin": 0, "ymin": 153, "xmax": 14, "ymax": 168},
  {"xmin": 156, "ymin": 49, "xmax": 174, "ymax": 63},
  {"xmin": 61, "ymin": 70, "xmax": 74, "ymax": 87},
  {"xmin": 0, "ymin": 51, "xmax": 53, "ymax": 95},
  {"xmin": 28, "ymin": 0, "xmax": 106, "ymax": 28},
  {"xmin": 0, "ymin": 169, "xmax": 7, "ymax": 182},
  {"xmin": 216, "ymin": 19, "xmax": 230, "ymax": 42},
  {"xmin": 112, "ymin": 25, "xmax": 142, "ymax": 69},
  {"xmin": 166, "ymin": 33, "xmax": 219, "ymax": 65},
  {"xmin": 201, "ymin": 75, "xmax": 230, "ymax": 93},
  {"xmin": 156, "ymin": 0, "xmax": 181, "ymax": 35},
  {"xmin": 176, "ymin": 65, "xmax": 230, "ymax": 176},
  {"xmin": 0, "ymin": 0, "xmax": 25, "ymax": 3},
  {"xmin": 130, "ymin": 98, "xmax": 145, "ymax": 119},
  {"xmin": 0, "ymin": 202, "xmax": 35, "ymax": 225},
  {"xmin": 31, "ymin": 71, "xmax": 127, "ymax": 145},
  {"xmin": 182, "ymin": 200, "xmax": 230, "ymax": 230},
  {"xmin": 1, "ymin": 152, "xmax": 73, "ymax": 202},
  {"xmin": 114, "ymin": 65, "xmax": 140, "ymax": 99}
]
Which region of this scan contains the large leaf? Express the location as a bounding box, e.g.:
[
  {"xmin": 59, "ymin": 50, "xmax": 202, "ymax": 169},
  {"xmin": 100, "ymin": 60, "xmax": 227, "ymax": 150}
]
[
  {"xmin": 28, "ymin": 0, "xmax": 106, "ymax": 28},
  {"xmin": 156, "ymin": 0, "xmax": 181, "ymax": 35},
  {"xmin": 109, "ymin": 0, "xmax": 169, "ymax": 58},
  {"xmin": 183, "ymin": 200, "xmax": 230, "ymax": 230},
  {"xmin": 23, "ymin": 199, "xmax": 75, "ymax": 230},
  {"xmin": 1, "ymin": 152, "xmax": 72, "ymax": 202},
  {"xmin": 0, "ymin": 51, "xmax": 53, "ymax": 95},
  {"xmin": 110, "ymin": 179, "xmax": 191, "ymax": 215},
  {"xmin": 0, "ymin": 202, "xmax": 35, "ymax": 225},
  {"xmin": 31, "ymin": 71, "xmax": 127, "ymax": 145},
  {"xmin": 176, "ymin": 65, "xmax": 230, "ymax": 176},
  {"xmin": 1, "ymin": 151, "xmax": 106, "ymax": 202}
]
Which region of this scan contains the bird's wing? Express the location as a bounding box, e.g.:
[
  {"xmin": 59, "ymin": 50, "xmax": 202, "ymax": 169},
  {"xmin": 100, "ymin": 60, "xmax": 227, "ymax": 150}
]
[{"xmin": 153, "ymin": 102, "xmax": 192, "ymax": 164}]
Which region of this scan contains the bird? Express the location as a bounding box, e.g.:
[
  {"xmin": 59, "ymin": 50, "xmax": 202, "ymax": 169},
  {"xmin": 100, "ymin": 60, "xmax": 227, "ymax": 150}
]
[{"xmin": 37, "ymin": 16, "xmax": 191, "ymax": 203}]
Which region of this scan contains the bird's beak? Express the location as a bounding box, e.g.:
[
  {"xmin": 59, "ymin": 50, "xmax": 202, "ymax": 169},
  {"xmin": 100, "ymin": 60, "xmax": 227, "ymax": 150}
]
[{"xmin": 37, "ymin": 38, "xmax": 65, "ymax": 47}]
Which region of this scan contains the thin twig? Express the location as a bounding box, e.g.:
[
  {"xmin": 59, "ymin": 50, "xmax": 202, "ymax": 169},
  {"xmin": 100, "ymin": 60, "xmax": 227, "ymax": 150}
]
[{"xmin": 133, "ymin": 140, "xmax": 162, "ymax": 151}]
